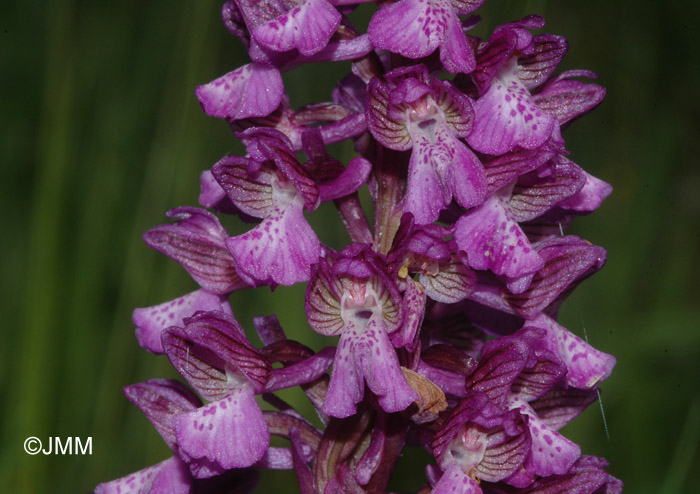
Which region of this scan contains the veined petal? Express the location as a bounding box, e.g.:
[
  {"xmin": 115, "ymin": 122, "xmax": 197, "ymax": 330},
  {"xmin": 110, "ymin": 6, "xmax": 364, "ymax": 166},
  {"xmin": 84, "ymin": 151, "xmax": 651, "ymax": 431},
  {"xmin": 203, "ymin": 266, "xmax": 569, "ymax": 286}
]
[
  {"xmin": 133, "ymin": 289, "xmax": 232, "ymax": 354},
  {"xmin": 123, "ymin": 379, "xmax": 202, "ymax": 452},
  {"xmin": 509, "ymin": 156, "xmax": 586, "ymax": 222},
  {"xmin": 176, "ymin": 386, "xmax": 270, "ymax": 477},
  {"xmin": 533, "ymin": 70, "xmax": 606, "ymax": 125},
  {"xmin": 143, "ymin": 207, "xmax": 248, "ymax": 294},
  {"xmin": 505, "ymin": 235, "xmax": 606, "ymax": 317},
  {"xmin": 305, "ymin": 258, "xmax": 344, "ymax": 336},
  {"xmin": 468, "ymin": 60, "xmax": 556, "ymax": 155},
  {"xmin": 530, "ymin": 386, "xmax": 599, "ymax": 431},
  {"xmin": 524, "ymin": 313, "xmax": 616, "ymax": 389},
  {"xmin": 195, "ymin": 63, "xmax": 283, "ymax": 120},
  {"xmin": 517, "ymin": 34, "xmax": 568, "ymax": 90},
  {"xmin": 211, "ymin": 156, "xmax": 274, "ymax": 219},
  {"xmin": 366, "ymin": 77, "xmax": 412, "ymax": 150},
  {"xmin": 421, "ymin": 255, "xmax": 476, "ymax": 303},
  {"xmin": 432, "ymin": 464, "xmax": 481, "ymax": 494},
  {"xmin": 226, "ymin": 203, "xmax": 321, "ymax": 286},
  {"xmin": 95, "ymin": 457, "xmax": 190, "ymax": 494},
  {"xmin": 251, "ymin": 0, "xmax": 341, "ymax": 56},
  {"xmin": 484, "ymin": 143, "xmax": 555, "ymax": 193}
]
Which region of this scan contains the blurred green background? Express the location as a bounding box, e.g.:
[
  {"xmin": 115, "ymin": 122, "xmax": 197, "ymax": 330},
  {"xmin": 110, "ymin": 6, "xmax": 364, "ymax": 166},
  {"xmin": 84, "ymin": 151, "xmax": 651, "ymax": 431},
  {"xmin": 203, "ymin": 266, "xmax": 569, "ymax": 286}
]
[{"xmin": 2, "ymin": 0, "xmax": 699, "ymax": 492}]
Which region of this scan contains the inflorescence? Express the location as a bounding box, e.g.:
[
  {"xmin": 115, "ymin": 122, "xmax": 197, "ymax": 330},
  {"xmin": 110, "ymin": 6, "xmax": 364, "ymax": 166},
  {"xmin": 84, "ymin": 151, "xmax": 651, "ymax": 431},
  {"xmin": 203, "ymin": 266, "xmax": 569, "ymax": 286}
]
[{"xmin": 97, "ymin": 1, "xmax": 622, "ymax": 493}]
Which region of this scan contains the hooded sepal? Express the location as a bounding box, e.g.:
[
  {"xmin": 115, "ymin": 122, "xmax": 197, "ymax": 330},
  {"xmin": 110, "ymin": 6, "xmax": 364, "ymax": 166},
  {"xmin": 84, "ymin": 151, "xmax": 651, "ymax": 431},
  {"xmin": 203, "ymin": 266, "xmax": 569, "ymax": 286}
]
[
  {"xmin": 142, "ymin": 207, "xmax": 249, "ymax": 294},
  {"xmin": 509, "ymin": 156, "xmax": 587, "ymax": 222},
  {"xmin": 521, "ymin": 313, "xmax": 616, "ymax": 389},
  {"xmin": 505, "ymin": 236, "xmax": 606, "ymax": 318},
  {"xmin": 533, "ymin": 70, "xmax": 606, "ymax": 126},
  {"xmin": 123, "ymin": 379, "xmax": 202, "ymax": 452},
  {"xmin": 162, "ymin": 311, "xmax": 271, "ymax": 399}
]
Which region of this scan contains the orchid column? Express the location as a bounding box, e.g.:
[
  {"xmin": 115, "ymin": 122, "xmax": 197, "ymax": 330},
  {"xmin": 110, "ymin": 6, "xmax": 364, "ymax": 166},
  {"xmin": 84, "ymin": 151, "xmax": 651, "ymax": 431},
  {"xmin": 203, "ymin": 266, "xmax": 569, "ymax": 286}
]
[{"xmin": 97, "ymin": 2, "xmax": 622, "ymax": 493}]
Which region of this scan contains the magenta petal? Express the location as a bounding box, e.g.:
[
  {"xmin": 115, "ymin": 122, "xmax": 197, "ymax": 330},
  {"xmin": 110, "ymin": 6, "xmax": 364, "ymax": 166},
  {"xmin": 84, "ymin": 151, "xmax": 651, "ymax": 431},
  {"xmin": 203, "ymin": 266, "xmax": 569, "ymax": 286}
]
[
  {"xmin": 95, "ymin": 456, "xmax": 191, "ymax": 494},
  {"xmin": 133, "ymin": 290, "xmax": 232, "ymax": 354},
  {"xmin": 525, "ymin": 313, "xmax": 616, "ymax": 389},
  {"xmin": 251, "ymin": 0, "xmax": 341, "ymax": 56},
  {"xmin": 468, "ymin": 62, "xmax": 556, "ymax": 155},
  {"xmin": 318, "ymin": 156, "xmax": 372, "ymax": 202},
  {"xmin": 447, "ymin": 131, "xmax": 488, "ymax": 210},
  {"xmin": 323, "ymin": 318, "xmax": 417, "ymax": 417},
  {"xmin": 226, "ymin": 204, "xmax": 321, "ymax": 286},
  {"xmin": 432, "ymin": 464, "xmax": 481, "ymax": 494},
  {"xmin": 368, "ymin": 0, "xmax": 444, "ymax": 60},
  {"xmin": 454, "ymin": 190, "xmax": 544, "ymax": 279},
  {"xmin": 508, "ymin": 396, "xmax": 580, "ymax": 477},
  {"xmin": 264, "ymin": 346, "xmax": 335, "ymax": 392},
  {"xmin": 405, "ymin": 135, "xmax": 452, "ymax": 224},
  {"xmin": 123, "ymin": 379, "xmax": 202, "ymax": 452},
  {"xmin": 195, "ymin": 63, "xmax": 283, "ymax": 120},
  {"xmin": 390, "ymin": 277, "xmax": 426, "ymax": 349},
  {"xmin": 176, "ymin": 386, "xmax": 270, "ymax": 477},
  {"xmin": 558, "ymin": 169, "xmax": 613, "ymax": 212},
  {"xmin": 439, "ymin": 10, "xmax": 476, "ymax": 74},
  {"xmin": 143, "ymin": 207, "xmax": 248, "ymax": 294},
  {"xmin": 322, "ymin": 324, "xmax": 364, "ymax": 418}
]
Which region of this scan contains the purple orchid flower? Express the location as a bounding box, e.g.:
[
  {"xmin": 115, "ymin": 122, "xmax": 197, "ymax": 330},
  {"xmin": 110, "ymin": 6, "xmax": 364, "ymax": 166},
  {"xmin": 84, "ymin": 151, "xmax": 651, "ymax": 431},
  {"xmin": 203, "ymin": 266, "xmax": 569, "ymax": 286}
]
[
  {"xmin": 305, "ymin": 243, "xmax": 419, "ymax": 417},
  {"xmin": 162, "ymin": 311, "xmax": 273, "ymax": 477},
  {"xmin": 430, "ymin": 392, "xmax": 531, "ymax": 493},
  {"xmin": 368, "ymin": 0, "xmax": 485, "ymax": 74},
  {"xmin": 468, "ymin": 17, "xmax": 566, "ymax": 155},
  {"xmin": 367, "ymin": 65, "xmax": 487, "ymax": 224},
  {"xmin": 211, "ymin": 128, "xmax": 322, "ymax": 286}
]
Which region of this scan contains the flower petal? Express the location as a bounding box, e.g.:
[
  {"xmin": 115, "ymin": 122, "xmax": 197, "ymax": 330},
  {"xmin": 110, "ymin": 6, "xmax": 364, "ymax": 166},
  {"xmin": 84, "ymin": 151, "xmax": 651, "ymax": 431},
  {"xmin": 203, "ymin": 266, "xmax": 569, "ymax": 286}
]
[
  {"xmin": 368, "ymin": 0, "xmax": 445, "ymax": 60},
  {"xmin": 195, "ymin": 63, "xmax": 283, "ymax": 120},
  {"xmin": 176, "ymin": 386, "xmax": 270, "ymax": 477},
  {"xmin": 142, "ymin": 207, "xmax": 248, "ymax": 294},
  {"xmin": 251, "ymin": 0, "xmax": 341, "ymax": 56},
  {"xmin": 123, "ymin": 379, "xmax": 202, "ymax": 452},
  {"xmin": 95, "ymin": 457, "xmax": 191, "ymax": 494},
  {"xmin": 454, "ymin": 190, "xmax": 544, "ymax": 279},
  {"xmin": 523, "ymin": 313, "xmax": 616, "ymax": 389},
  {"xmin": 133, "ymin": 289, "xmax": 232, "ymax": 354},
  {"xmin": 226, "ymin": 203, "xmax": 321, "ymax": 286},
  {"xmin": 468, "ymin": 61, "xmax": 556, "ymax": 155}
]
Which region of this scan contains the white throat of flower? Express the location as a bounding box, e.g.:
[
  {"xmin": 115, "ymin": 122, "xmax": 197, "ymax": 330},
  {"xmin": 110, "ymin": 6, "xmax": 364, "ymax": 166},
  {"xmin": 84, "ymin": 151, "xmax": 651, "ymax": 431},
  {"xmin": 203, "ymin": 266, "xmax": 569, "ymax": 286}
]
[
  {"xmin": 442, "ymin": 424, "xmax": 488, "ymax": 475},
  {"xmin": 339, "ymin": 278, "xmax": 382, "ymax": 328},
  {"xmin": 271, "ymin": 172, "xmax": 303, "ymax": 209}
]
